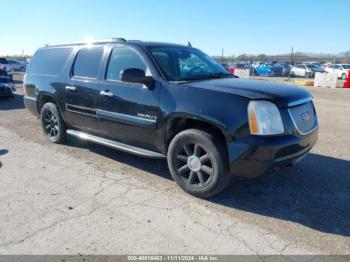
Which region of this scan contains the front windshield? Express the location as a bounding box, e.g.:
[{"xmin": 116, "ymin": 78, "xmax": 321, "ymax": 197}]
[{"xmin": 148, "ymin": 46, "xmax": 229, "ymax": 81}]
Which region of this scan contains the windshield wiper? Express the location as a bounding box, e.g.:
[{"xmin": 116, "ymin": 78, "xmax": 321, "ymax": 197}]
[
  {"xmin": 176, "ymin": 72, "xmax": 232, "ymax": 82},
  {"xmin": 208, "ymin": 72, "xmax": 232, "ymax": 78}
]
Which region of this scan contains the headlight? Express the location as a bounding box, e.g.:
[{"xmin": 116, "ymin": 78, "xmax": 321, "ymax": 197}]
[{"xmin": 248, "ymin": 100, "xmax": 284, "ymax": 135}]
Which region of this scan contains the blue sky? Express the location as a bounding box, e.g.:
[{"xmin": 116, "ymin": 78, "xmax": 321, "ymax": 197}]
[{"xmin": 2, "ymin": 0, "xmax": 350, "ymax": 56}]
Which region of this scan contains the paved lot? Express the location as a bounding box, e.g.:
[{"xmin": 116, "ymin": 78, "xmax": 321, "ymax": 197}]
[{"xmin": 0, "ymin": 73, "xmax": 349, "ymax": 255}]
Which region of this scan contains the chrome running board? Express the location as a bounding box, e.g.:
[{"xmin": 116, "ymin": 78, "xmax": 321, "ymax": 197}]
[{"xmin": 66, "ymin": 130, "xmax": 166, "ymax": 159}]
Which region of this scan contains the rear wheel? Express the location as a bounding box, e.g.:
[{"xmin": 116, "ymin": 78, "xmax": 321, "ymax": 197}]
[
  {"xmin": 290, "ymin": 71, "xmax": 296, "ymax": 77},
  {"xmin": 167, "ymin": 129, "xmax": 231, "ymax": 198},
  {"xmin": 40, "ymin": 102, "xmax": 66, "ymax": 143}
]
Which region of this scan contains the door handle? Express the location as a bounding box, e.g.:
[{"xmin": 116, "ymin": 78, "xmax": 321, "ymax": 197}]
[
  {"xmin": 100, "ymin": 90, "xmax": 114, "ymax": 97},
  {"xmin": 65, "ymin": 85, "xmax": 77, "ymax": 92}
]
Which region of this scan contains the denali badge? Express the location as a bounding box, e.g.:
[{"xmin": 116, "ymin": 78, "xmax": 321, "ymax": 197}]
[
  {"xmin": 301, "ymin": 111, "xmax": 310, "ymax": 121},
  {"xmin": 137, "ymin": 113, "xmax": 157, "ymax": 121}
]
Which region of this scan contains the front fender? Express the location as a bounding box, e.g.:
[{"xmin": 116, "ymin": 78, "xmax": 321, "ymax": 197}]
[{"xmin": 159, "ymin": 83, "xmax": 251, "ymax": 145}]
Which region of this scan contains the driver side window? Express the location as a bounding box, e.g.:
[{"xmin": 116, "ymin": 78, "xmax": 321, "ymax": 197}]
[{"xmin": 106, "ymin": 47, "xmax": 148, "ymax": 81}]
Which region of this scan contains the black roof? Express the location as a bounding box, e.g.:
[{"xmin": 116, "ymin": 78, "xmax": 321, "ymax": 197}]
[{"xmin": 45, "ymin": 39, "xmax": 189, "ymax": 49}]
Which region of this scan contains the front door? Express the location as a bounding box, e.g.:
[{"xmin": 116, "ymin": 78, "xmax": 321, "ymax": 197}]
[
  {"xmin": 63, "ymin": 46, "xmax": 105, "ymax": 133},
  {"xmin": 97, "ymin": 46, "xmax": 161, "ymax": 150}
]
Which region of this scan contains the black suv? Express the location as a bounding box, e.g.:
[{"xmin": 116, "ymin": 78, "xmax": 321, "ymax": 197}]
[{"xmin": 24, "ymin": 38, "xmax": 318, "ymax": 198}]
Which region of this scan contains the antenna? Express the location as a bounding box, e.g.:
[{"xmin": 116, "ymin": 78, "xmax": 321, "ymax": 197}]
[{"xmin": 187, "ymin": 41, "xmax": 192, "ymax": 47}]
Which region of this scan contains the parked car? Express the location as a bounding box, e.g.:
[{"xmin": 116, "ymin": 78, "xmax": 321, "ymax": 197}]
[
  {"xmin": 0, "ymin": 57, "xmax": 14, "ymax": 81},
  {"xmin": 290, "ymin": 63, "xmax": 324, "ymax": 78},
  {"xmin": 278, "ymin": 62, "xmax": 293, "ymax": 76},
  {"xmin": 227, "ymin": 63, "xmax": 247, "ymax": 75},
  {"xmin": 0, "ymin": 66, "xmax": 7, "ymax": 77},
  {"xmin": 220, "ymin": 62, "xmax": 229, "ymax": 71},
  {"xmin": 304, "ymin": 61, "xmax": 322, "ymax": 66},
  {"xmin": 252, "ymin": 61, "xmax": 264, "ymax": 69},
  {"xmin": 24, "ymin": 38, "xmax": 318, "ymax": 198},
  {"xmin": 240, "ymin": 63, "xmax": 255, "ymax": 76},
  {"xmin": 7, "ymin": 59, "xmax": 27, "ymax": 71},
  {"xmin": 325, "ymin": 64, "xmax": 350, "ymax": 80},
  {"xmin": 256, "ymin": 63, "xmax": 283, "ymax": 76},
  {"xmin": 0, "ymin": 76, "xmax": 15, "ymax": 98}
]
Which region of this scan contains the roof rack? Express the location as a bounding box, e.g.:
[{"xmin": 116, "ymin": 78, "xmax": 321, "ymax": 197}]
[
  {"xmin": 93, "ymin": 38, "xmax": 127, "ymax": 43},
  {"xmin": 47, "ymin": 38, "xmax": 127, "ymax": 47}
]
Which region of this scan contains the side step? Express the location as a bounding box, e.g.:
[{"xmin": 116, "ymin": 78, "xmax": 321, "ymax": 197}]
[{"xmin": 66, "ymin": 130, "xmax": 166, "ymax": 159}]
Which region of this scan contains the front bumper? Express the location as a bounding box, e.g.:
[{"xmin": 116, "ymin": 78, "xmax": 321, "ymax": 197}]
[{"xmin": 227, "ymin": 128, "xmax": 319, "ymax": 178}]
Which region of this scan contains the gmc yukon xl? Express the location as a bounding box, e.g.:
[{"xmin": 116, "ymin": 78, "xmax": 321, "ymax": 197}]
[{"xmin": 24, "ymin": 38, "xmax": 318, "ymax": 198}]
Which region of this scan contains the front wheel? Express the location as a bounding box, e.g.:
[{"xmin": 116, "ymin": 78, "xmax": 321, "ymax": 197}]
[
  {"xmin": 341, "ymin": 73, "xmax": 347, "ymax": 80},
  {"xmin": 40, "ymin": 102, "xmax": 66, "ymax": 143},
  {"xmin": 167, "ymin": 129, "xmax": 231, "ymax": 198}
]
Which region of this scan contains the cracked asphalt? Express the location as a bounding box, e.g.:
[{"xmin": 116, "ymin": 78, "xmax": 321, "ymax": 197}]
[{"xmin": 0, "ymin": 73, "xmax": 349, "ymax": 255}]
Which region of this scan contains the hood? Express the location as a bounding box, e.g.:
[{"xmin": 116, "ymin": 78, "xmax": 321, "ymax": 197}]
[{"xmin": 184, "ymin": 78, "xmax": 311, "ymax": 108}]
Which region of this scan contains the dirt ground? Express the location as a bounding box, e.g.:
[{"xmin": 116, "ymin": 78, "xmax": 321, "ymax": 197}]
[{"xmin": 0, "ymin": 73, "xmax": 349, "ymax": 255}]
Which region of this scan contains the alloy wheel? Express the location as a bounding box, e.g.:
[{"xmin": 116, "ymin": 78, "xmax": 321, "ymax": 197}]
[
  {"xmin": 43, "ymin": 110, "xmax": 59, "ymax": 138},
  {"xmin": 175, "ymin": 143, "xmax": 214, "ymax": 187}
]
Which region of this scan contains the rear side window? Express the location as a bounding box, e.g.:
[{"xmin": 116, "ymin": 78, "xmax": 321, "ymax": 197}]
[
  {"xmin": 73, "ymin": 47, "xmax": 104, "ymax": 78},
  {"xmin": 28, "ymin": 48, "xmax": 72, "ymax": 75}
]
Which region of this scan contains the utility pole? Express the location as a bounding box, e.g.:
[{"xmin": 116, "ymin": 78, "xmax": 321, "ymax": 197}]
[
  {"xmin": 221, "ymin": 48, "xmax": 224, "ymax": 63},
  {"xmin": 291, "ymin": 46, "xmax": 294, "ymax": 64}
]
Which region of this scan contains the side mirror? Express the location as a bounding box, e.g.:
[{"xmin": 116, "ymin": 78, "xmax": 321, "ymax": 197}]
[{"xmin": 121, "ymin": 68, "xmax": 155, "ymax": 89}]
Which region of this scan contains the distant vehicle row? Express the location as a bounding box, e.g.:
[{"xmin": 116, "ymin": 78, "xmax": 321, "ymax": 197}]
[
  {"xmin": 0, "ymin": 58, "xmax": 14, "ymax": 80},
  {"xmin": 221, "ymin": 61, "xmax": 349, "ymax": 79},
  {"xmin": 224, "ymin": 62, "xmax": 292, "ymax": 77},
  {"xmin": 8, "ymin": 59, "xmax": 27, "ymax": 71},
  {"xmin": 0, "ymin": 57, "xmax": 27, "ymax": 76}
]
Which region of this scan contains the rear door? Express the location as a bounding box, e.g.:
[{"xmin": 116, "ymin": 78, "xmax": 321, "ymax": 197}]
[
  {"xmin": 64, "ymin": 46, "xmax": 105, "ymax": 133},
  {"xmin": 97, "ymin": 46, "xmax": 161, "ymax": 150}
]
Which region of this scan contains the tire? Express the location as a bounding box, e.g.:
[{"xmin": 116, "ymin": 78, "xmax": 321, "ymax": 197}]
[
  {"xmin": 290, "ymin": 71, "xmax": 295, "ymax": 77},
  {"xmin": 40, "ymin": 102, "xmax": 66, "ymax": 143},
  {"xmin": 167, "ymin": 129, "xmax": 231, "ymax": 198},
  {"xmin": 341, "ymin": 73, "xmax": 347, "ymax": 80}
]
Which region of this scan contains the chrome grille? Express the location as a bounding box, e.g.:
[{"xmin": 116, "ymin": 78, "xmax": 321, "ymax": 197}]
[{"xmin": 288, "ymin": 101, "xmax": 317, "ymax": 135}]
